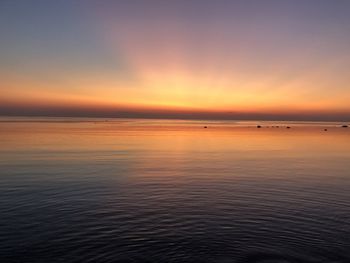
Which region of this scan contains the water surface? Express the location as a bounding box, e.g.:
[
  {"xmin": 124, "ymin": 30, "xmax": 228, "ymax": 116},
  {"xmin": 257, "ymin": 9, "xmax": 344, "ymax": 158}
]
[{"xmin": 1, "ymin": 118, "xmax": 350, "ymax": 262}]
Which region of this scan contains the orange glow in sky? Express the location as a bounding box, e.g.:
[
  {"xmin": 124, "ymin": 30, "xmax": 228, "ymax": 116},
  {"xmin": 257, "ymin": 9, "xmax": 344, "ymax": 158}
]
[{"xmin": 1, "ymin": 1, "xmax": 350, "ymax": 120}]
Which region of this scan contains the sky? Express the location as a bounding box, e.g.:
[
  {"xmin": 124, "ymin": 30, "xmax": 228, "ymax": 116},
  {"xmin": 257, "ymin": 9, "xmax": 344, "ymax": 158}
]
[{"xmin": 1, "ymin": 0, "xmax": 350, "ymax": 121}]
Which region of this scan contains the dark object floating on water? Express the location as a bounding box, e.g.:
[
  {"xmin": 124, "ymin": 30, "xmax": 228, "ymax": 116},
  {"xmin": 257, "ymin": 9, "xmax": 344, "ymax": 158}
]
[
  {"xmin": 324, "ymin": 129, "xmax": 328, "ymax": 131},
  {"xmin": 342, "ymin": 125, "xmax": 348, "ymax": 128},
  {"xmin": 257, "ymin": 125, "xmax": 261, "ymax": 128},
  {"xmin": 286, "ymin": 126, "xmax": 291, "ymax": 129},
  {"xmin": 204, "ymin": 126, "xmax": 208, "ymax": 128}
]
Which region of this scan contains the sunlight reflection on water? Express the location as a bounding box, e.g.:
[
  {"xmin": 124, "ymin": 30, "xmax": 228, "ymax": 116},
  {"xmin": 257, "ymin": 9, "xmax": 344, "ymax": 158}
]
[{"xmin": 0, "ymin": 118, "xmax": 350, "ymax": 262}]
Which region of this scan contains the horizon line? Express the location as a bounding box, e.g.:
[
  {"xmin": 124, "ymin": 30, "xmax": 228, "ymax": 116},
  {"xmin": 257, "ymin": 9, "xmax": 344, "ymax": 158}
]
[
  {"xmin": 1, "ymin": 100, "xmax": 349, "ymax": 122},
  {"xmin": 1, "ymin": 111, "xmax": 349, "ymax": 123}
]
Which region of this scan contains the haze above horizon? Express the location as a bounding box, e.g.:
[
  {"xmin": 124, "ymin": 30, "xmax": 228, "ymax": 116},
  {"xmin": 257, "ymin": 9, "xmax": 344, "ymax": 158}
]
[{"xmin": 1, "ymin": 0, "xmax": 350, "ymax": 121}]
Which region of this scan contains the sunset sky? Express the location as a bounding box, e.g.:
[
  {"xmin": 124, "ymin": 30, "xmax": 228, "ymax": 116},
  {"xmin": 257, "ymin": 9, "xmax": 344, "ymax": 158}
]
[{"xmin": 1, "ymin": 0, "xmax": 350, "ymax": 120}]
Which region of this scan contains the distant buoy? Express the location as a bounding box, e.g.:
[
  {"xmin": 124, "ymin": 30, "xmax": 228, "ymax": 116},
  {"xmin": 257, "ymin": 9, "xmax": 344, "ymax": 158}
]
[
  {"xmin": 204, "ymin": 126, "xmax": 208, "ymax": 128},
  {"xmin": 342, "ymin": 125, "xmax": 348, "ymax": 128},
  {"xmin": 286, "ymin": 126, "xmax": 291, "ymax": 129},
  {"xmin": 324, "ymin": 129, "xmax": 328, "ymax": 131},
  {"xmin": 257, "ymin": 125, "xmax": 261, "ymax": 128}
]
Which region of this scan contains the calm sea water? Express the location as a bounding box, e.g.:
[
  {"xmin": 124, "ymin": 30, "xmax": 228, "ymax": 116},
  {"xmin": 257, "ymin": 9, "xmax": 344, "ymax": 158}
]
[{"xmin": 0, "ymin": 117, "xmax": 350, "ymax": 263}]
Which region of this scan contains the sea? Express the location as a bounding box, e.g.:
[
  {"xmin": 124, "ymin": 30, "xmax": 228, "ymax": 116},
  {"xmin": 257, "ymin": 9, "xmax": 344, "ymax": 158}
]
[{"xmin": 0, "ymin": 117, "xmax": 349, "ymax": 262}]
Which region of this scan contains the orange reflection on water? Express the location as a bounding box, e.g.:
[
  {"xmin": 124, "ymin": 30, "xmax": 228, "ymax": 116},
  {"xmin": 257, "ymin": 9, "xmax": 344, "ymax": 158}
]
[{"xmin": 1, "ymin": 118, "xmax": 349, "ymax": 169}]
